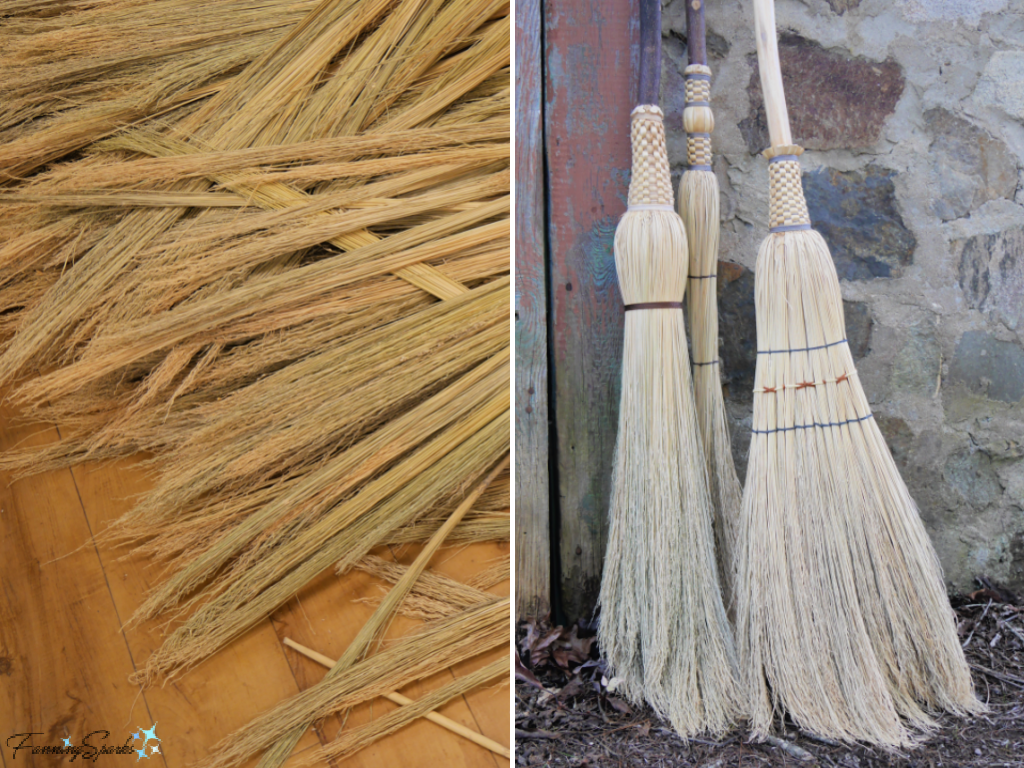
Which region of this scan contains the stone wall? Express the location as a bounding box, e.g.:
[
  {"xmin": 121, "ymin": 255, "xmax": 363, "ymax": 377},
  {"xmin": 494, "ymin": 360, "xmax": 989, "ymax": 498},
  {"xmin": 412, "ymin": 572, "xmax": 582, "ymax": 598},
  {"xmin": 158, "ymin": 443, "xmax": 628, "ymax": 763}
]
[{"xmin": 660, "ymin": 0, "xmax": 1024, "ymax": 591}]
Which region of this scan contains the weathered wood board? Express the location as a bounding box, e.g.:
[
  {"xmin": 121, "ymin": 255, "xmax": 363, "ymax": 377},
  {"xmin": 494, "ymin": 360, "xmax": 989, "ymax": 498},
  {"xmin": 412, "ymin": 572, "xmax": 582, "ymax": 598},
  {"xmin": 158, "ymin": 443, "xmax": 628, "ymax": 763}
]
[
  {"xmin": 514, "ymin": 0, "xmax": 552, "ymax": 620},
  {"xmin": 544, "ymin": 0, "xmax": 636, "ymax": 620}
]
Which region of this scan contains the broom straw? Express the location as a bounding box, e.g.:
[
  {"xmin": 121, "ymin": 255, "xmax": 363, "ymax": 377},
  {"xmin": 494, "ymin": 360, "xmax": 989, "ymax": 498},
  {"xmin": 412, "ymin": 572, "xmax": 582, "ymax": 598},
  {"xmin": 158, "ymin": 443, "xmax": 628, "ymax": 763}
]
[
  {"xmin": 596, "ymin": 0, "xmax": 739, "ymax": 737},
  {"xmin": 254, "ymin": 455, "xmax": 509, "ymax": 768},
  {"xmin": 676, "ymin": 0, "xmax": 741, "ymax": 609},
  {"xmin": 736, "ymin": 0, "xmax": 983, "ymax": 747}
]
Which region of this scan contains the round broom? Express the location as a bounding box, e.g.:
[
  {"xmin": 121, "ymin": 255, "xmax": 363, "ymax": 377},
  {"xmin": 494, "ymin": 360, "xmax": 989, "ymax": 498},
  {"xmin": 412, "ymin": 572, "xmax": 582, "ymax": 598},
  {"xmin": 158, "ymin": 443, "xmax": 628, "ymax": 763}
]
[
  {"xmin": 596, "ymin": 0, "xmax": 739, "ymax": 737},
  {"xmin": 736, "ymin": 0, "xmax": 983, "ymax": 747},
  {"xmin": 676, "ymin": 0, "xmax": 742, "ymax": 608}
]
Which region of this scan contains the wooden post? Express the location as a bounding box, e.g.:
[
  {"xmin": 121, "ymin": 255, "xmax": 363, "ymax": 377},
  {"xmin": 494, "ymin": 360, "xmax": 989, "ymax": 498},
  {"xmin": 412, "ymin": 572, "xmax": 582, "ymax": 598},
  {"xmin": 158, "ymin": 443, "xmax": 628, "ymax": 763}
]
[
  {"xmin": 515, "ymin": 0, "xmax": 552, "ymax": 619},
  {"xmin": 545, "ymin": 0, "xmax": 636, "ymax": 620}
]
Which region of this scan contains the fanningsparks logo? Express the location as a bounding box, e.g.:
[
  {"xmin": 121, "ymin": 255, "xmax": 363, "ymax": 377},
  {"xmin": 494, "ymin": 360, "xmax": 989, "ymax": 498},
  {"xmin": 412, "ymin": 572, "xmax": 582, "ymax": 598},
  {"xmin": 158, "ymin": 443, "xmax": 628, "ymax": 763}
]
[{"xmin": 6, "ymin": 724, "xmax": 161, "ymax": 762}]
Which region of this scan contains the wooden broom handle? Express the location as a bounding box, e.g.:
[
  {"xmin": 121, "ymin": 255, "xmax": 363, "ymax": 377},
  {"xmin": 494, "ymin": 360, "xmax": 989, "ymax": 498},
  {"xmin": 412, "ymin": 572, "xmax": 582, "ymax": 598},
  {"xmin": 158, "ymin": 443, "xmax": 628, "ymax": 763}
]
[
  {"xmin": 686, "ymin": 0, "xmax": 707, "ymax": 67},
  {"xmin": 638, "ymin": 0, "xmax": 661, "ymax": 105},
  {"xmin": 752, "ymin": 0, "xmax": 793, "ymax": 148}
]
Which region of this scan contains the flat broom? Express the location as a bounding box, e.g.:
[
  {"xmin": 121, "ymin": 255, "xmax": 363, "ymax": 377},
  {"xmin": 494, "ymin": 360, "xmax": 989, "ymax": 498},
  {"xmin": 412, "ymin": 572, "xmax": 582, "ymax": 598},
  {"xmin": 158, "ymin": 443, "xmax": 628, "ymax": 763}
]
[
  {"xmin": 676, "ymin": 0, "xmax": 742, "ymax": 608},
  {"xmin": 596, "ymin": 0, "xmax": 739, "ymax": 737},
  {"xmin": 736, "ymin": 0, "xmax": 983, "ymax": 746}
]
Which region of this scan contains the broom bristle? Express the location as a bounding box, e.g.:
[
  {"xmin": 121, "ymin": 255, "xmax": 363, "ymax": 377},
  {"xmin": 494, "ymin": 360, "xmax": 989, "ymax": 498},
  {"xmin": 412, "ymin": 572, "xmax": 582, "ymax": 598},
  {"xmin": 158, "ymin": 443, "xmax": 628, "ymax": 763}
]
[
  {"xmin": 737, "ymin": 152, "xmax": 982, "ymax": 747},
  {"xmin": 598, "ymin": 105, "xmax": 739, "ymax": 738},
  {"xmin": 679, "ymin": 168, "xmax": 742, "ymax": 607}
]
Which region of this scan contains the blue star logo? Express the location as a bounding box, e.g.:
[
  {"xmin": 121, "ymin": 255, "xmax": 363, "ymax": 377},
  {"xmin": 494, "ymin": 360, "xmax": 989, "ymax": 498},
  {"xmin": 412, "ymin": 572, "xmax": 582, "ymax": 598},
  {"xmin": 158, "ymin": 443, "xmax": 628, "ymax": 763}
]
[
  {"xmin": 62, "ymin": 737, "xmax": 72, "ymax": 747},
  {"xmin": 132, "ymin": 723, "xmax": 160, "ymax": 760}
]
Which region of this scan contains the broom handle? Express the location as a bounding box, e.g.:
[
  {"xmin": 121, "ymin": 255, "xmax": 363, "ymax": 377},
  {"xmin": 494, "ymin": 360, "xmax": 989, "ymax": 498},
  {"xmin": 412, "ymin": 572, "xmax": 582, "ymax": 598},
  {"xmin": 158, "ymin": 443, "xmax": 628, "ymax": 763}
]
[
  {"xmin": 638, "ymin": 0, "xmax": 661, "ymax": 105},
  {"xmin": 686, "ymin": 0, "xmax": 707, "ymax": 66},
  {"xmin": 752, "ymin": 0, "xmax": 793, "ymax": 148}
]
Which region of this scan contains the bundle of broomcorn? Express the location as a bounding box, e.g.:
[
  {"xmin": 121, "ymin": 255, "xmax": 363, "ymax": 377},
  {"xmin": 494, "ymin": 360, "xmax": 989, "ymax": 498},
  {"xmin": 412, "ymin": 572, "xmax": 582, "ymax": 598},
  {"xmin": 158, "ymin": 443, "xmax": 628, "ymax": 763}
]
[{"xmin": 0, "ymin": 0, "xmax": 510, "ymax": 764}]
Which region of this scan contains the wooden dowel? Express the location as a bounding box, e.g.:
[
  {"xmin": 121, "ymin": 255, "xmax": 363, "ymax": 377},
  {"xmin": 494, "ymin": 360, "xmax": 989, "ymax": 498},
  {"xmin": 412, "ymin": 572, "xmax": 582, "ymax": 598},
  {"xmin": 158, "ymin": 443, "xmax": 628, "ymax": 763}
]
[
  {"xmin": 282, "ymin": 637, "xmax": 512, "ymax": 759},
  {"xmin": 752, "ymin": 0, "xmax": 793, "ymax": 148}
]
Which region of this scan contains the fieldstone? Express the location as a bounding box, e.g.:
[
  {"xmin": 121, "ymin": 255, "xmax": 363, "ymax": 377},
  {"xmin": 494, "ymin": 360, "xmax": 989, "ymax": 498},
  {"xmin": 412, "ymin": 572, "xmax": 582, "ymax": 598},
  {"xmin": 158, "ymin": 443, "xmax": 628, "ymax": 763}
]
[
  {"xmin": 661, "ymin": 45, "xmax": 688, "ymax": 148},
  {"xmin": 891, "ymin": 328, "xmax": 940, "ymax": 395},
  {"xmin": 826, "ymin": 0, "xmax": 862, "ymax": 14},
  {"xmin": 740, "ymin": 35, "xmax": 904, "ymax": 154},
  {"xmin": 969, "ymin": 431, "xmax": 1024, "ymax": 461},
  {"xmin": 974, "ymin": 50, "xmax": 1024, "ymax": 121},
  {"xmin": 717, "ymin": 260, "xmax": 757, "ymax": 403},
  {"xmin": 948, "ymin": 331, "xmax": 1024, "ymax": 404},
  {"xmin": 844, "ymin": 300, "xmax": 873, "ymax": 359},
  {"xmin": 716, "ymin": 262, "xmax": 874, "ymax": 405},
  {"xmin": 898, "ymin": 0, "xmax": 1008, "ymax": 25},
  {"xmin": 926, "ymin": 108, "xmax": 1018, "ymax": 221},
  {"xmin": 803, "ymin": 166, "xmax": 917, "ymax": 280},
  {"xmin": 705, "ymin": 30, "xmax": 730, "ymax": 61},
  {"xmin": 876, "ymin": 414, "xmax": 913, "ymax": 470},
  {"xmin": 954, "ymin": 226, "xmax": 1024, "ymax": 331},
  {"xmin": 944, "ymin": 447, "xmax": 1004, "ymax": 510},
  {"xmin": 1012, "ymin": 532, "xmax": 1024, "ymax": 588}
]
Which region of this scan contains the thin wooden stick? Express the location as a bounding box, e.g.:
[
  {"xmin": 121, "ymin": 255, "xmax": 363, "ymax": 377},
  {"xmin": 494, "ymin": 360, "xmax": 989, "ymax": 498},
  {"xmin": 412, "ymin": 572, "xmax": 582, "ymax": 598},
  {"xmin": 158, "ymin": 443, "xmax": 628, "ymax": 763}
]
[{"xmin": 282, "ymin": 637, "xmax": 511, "ymax": 759}]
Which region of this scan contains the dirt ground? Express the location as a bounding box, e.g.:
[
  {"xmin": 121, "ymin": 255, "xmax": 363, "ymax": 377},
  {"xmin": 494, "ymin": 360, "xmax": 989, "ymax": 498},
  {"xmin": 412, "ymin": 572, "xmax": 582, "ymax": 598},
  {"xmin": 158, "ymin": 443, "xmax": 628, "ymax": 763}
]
[{"xmin": 515, "ymin": 581, "xmax": 1024, "ymax": 767}]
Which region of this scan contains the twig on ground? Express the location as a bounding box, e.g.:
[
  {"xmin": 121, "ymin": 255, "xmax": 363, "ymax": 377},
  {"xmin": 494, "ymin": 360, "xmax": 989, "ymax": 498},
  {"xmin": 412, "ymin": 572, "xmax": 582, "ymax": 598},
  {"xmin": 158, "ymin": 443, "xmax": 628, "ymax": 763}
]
[
  {"xmin": 799, "ymin": 731, "xmax": 842, "ymax": 747},
  {"xmin": 971, "ymin": 664, "xmax": 1024, "ymax": 689},
  {"xmin": 764, "ymin": 736, "xmax": 815, "ymax": 762},
  {"xmin": 963, "ymin": 599, "xmax": 994, "ymax": 649}
]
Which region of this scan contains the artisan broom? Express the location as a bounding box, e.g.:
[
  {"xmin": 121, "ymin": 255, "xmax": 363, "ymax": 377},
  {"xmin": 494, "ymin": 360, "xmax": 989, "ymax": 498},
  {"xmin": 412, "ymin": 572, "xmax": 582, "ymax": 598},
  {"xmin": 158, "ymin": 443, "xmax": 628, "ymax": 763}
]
[
  {"xmin": 676, "ymin": 0, "xmax": 741, "ymax": 605},
  {"xmin": 596, "ymin": 0, "xmax": 739, "ymax": 737},
  {"xmin": 736, "ymin": 0, "xmax": 982, "ymax": 746}
]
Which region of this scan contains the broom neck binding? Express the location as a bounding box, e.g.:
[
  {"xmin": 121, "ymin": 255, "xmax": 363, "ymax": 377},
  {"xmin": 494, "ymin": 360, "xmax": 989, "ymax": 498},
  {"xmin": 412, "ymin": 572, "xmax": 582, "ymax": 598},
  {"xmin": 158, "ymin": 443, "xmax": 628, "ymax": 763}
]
[
  {"xmin": 686, "ymin": 0, "xmax": 707, "ymax": 66},
  {"xmin": 626, "ymin": 107, "xmax": 674, "ymax": 208},
  {"xmin": 638, "ymin": 0, "xmax": 661, "ymax": 106},
  {"xmin": 766, "ymin": 155, "xmax": 810, "ymax": 230}
]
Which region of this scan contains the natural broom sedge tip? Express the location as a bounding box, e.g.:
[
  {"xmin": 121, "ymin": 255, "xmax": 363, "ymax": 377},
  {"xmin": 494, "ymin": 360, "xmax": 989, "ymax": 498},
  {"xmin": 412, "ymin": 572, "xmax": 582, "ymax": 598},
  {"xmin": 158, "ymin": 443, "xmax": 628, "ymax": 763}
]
[{"xmin": 598, "ymin": 104, "xmax": 740, "ymax": 738}]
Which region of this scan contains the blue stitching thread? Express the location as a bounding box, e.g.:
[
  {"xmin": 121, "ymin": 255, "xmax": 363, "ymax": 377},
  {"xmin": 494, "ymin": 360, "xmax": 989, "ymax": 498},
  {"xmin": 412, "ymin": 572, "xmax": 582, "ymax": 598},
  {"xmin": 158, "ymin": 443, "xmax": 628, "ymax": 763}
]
[
  {"xmin": 757, "ymin": 339, "xmax": 847, "ymax": 355},
  {"xmin": 751, "ymin": 413, "xmax": 873, "ymax": 435}
]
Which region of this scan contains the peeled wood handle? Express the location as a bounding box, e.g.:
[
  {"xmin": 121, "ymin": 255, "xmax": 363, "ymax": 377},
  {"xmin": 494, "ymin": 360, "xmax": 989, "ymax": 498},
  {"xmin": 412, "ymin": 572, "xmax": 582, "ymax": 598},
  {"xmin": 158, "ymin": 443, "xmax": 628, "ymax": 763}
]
[{"xmin": 752, "ymin": 0, "xmax": 792, "ymax": 148}]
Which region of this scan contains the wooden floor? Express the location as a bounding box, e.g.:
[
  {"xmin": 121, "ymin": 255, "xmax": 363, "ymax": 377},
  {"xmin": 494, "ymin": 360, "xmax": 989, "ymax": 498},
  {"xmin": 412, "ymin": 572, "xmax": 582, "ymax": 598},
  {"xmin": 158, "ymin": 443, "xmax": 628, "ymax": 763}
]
[{"xmin": 0, "ymin": 401, "xmax": 510, "ymax": 768}]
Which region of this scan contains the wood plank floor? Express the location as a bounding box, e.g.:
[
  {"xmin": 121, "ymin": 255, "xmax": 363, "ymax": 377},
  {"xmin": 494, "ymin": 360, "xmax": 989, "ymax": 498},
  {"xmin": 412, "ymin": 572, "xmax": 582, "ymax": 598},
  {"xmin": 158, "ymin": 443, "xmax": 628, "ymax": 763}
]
[{"xmin": 0, "ymin": 401, "xmax": 510, "ymax": 768}]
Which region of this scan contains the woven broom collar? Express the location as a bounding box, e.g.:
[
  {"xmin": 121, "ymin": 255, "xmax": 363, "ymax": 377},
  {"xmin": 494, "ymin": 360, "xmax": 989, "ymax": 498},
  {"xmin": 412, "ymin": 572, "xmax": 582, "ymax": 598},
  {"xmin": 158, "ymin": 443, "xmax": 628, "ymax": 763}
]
[
  {"xmin": 766, "ymin": 153, "xmax": 810, "ymax": 230},
  {"xmin": 687, "ymin": 134, "xmax": 712, "ymax": 168},
  {"xmin": 627, "ymin": 106, "xmax": 674, "ymax": 208},
  {"xmin": 683, "ymin": 65, "xmax": 714, "ymax": 135}
]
